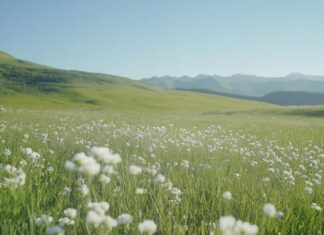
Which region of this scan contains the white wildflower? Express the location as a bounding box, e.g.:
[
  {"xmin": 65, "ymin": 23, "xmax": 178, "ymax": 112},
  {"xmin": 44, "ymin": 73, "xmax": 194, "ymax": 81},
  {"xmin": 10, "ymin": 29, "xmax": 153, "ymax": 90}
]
[
  {"xmin": 153, "ymin": 174, "xmax": 166, "ymax": 184},
  {"xmin": 46, "ymin": 225, "xmax": 64, "ymax": 235},
  {"xmin": 99, "ymin": 174, "xmax": 111, "ymax": 184},
  {"xmin": 138, "ymin": 220, "xmax": 157, "ymax": 235},
  {"xmin": 128, "ymin": 165, "xmax": 142, "ymax": 175},
  {"xmin": 117, "ymin": 213, "xmax": 133, "ymax": 225},
  {"xmin": 263, "ymin": 203, "xmax": 277, "ymax": 218},
  {"xmin": 222, "ymin": 191, "xmax": 233, "ymax": 200},
  {"xmin": 89, "ymin": 147, "xmax": 121, "ymax": 165},
  {"xmin": 136, "ymin": 188, "xmax": 147, "ymax": 195}
]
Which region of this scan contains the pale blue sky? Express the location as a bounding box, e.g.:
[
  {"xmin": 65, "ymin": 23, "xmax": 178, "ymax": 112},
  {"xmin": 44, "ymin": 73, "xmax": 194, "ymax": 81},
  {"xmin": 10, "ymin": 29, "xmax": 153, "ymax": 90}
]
[{"xmin": 1, "ymin": 0, "xmax": 324, "ymax": 79}]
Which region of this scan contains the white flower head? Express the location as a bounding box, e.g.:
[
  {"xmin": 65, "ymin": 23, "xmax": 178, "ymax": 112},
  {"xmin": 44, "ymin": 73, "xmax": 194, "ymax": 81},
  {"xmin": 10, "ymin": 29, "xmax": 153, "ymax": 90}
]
[
  {"xmin": 88, "ymin": 201, "xmax": 110, "ymax": 215},
  {"xmin": 63, "ymin": 208, "xmax": 77, "ymax": 219},
  {"xmin": 136, "ymin": 188, "xmax": 147, "ymax": 195},
  {"xmin": 35, "ymin": 214, "xmax": 54, "ymax": 226},
  {"xmin": 99, "ymin": 174, "xmax": 111, "ymax": 184},
  {"xmin": 86, "ymin": 211, "xmax": 104, "ymax": 228},
  {"xmin": 311, "ymin": 203, "xmax": 322, "ymax": 211},
  {"xmin": 79, "ymin": 184, "xmax": 89, "ymax": 197},
  {"xmin": 102, "ymin": 215, "xmax": 117, "ymax": 231},
  {"xmin": 218, "ymin": 216, "xmax": 258, "ymax": 235},
  {"xmin": 263, "ymin": 203, "xmax": 277, "ymax": 218},
  {"xmin": 304, "ymin": 187, "xmax": 313, "ymax": 195},
  {"xmin": 129, "ymin": 165, "xmax": 142, "ymax": 175},
  {"xmin": 153, "ymin": 174, "xmax": 166, "ymax": 184},
  {"xmin": 117, "ymin": 213, "xmax": 133, "ymax": 225},
  {"xmin": 46, "ymin": 225, "xmax": 64, "ymax": 235},
  {"xmin": 219, "ymin": 216, "xmax": 236, "ymax": 232},
  {"xmin": 65, "ymin": 152, "xmax": 100, "ymax": 176},
  {"xmin": 222, "ymin": 191, "xmax": 233, "ymax": 200},
  {"xmin": 138, "ymin": 220, "xmax": 157, "ymax": 235},
  {"xmin": 89, "ymin": 147, "xmax": 121, "ymax": 165}
]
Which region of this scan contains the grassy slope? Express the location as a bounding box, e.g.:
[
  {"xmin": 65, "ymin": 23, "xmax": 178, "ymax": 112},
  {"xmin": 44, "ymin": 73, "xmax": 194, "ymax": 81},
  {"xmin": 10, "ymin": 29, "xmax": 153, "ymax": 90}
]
[
  {"xmin": 0, "ymin": 51, "xmax": 273, "ymax": 111},
  {"xmin": 0, "ymin": 51, "xmax": 52, "ymax": 69}
]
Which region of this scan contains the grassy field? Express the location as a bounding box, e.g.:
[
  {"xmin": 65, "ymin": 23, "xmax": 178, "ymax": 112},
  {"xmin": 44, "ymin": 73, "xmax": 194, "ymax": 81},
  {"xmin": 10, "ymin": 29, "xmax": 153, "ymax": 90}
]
[{"xmin": 0, "ymin": 106, "xmax": 323, "ymax": 234}]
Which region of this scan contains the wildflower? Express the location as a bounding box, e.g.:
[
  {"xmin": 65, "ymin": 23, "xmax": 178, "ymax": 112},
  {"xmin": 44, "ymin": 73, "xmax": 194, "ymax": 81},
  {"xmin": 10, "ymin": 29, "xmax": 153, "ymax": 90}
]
[
  {"xmin": 304, "ymin": 187, "xmax": 313, "ymax": 195},
  {"xmin": 46, "ymin": 225, "xmax": 64, "ymax": 235},
  {"xmin": 86, "ymin": 211, "xmax": 103, "ymax": 228},
  {"xmin": 47, "ymin": 167, "xmax": 54, "ymax": 173},
  {"xmin": 136, "ymin": 188, "xmax": 147, "ymax": 195},
  {"xmin": 263, "ymin": 177, "xmax": 270, "ymax": 183},
  {"xmin": 103, "ymin": 165, "xmax": 114, "ymax": 175},
  {"xmin": 117, "ymin": 213, "xmax": 133, "ymax": 225},
  {"xmin": 218, "ymin": 216, "xmax": 258, "ymax": 235},
  {"xmin": 89, "ymin": 147, "xmax": 121, "ymax": 165},
  {"xmin": 311, "ymin": 203, "xmax": 322, "ymax": 211},
  {"xmin": 276, "ymin": 211, "xmax": 284, "ymax": 219},
  {"xmin": 59, "ymin": 217, "xmax": 75, "ymax": 226},
  {"xmin": 138, "ymin": 220, "xmax": 157, "ymax": 235},
  {"xmin": 99, "ymin": 174, "xmax": 111, "ymax": 184},
  {"xmin": 86, "ymin": 201, "xmax": 115, "ymax": 230},
  {"xmin": 79, "ymin": 184, "xmax": 90, "ymax": 197},
  {"xmin": 263, "ymin": 203, "xmax": 277, "ymax": 218},
  {"xmin": 62, "ymin": 187, "xmax": 71, "ymax": 196},
  {"xmin": 65, "ymin": 152, "xmax": 100, "ymax": 176},
  {"xmin": 237, "ymin": 221, "xmax": 259, "ymax": 235},
  {"xmin": 64, "ymin": 208, "xmax": 77, "ymax": 219},
  {"xmin": 3, "ymin": 148, "xmax": 11, "ymax": 157},
  {"xmin": 102, "ymin": 215, "xmax": 118, "ymax": 231},
  {"xmin": 35, "ymin": 214, "xmax": 54, "ymax": 226},
  {"xmin": 222, "ymin": 191, "xmax": 233, "ymax": 200},
  {"xmin": 1, "ymin": 165, "xmax": 26, "ymax": 187},
  {"xmin": 218, "ymin": 216, "xmax": 236, "ymax": 232},
  {"xmin": 200, "ymin": 163, "xmax": 211, "ymax": 169},
  {"xmin": 153, "ymin": 174, "xmax": 166, "ymax": 184},
  {"xmin": 88, "ymin": 201, "xmax": 110, "ymax": 216},
  {"xmin": 128, "ymin": 165, "xmax": 142, "ymax": 175},
  {"xmin": 180, "ymin": 160, "xmax": 190, "ymax": 169}
]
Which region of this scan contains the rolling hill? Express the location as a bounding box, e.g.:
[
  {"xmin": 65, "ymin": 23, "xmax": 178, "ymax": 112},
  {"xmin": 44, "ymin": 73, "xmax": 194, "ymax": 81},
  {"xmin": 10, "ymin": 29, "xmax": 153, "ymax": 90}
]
[
  {"xmin": 0, "ymin": 51, "xmax": 271, "ymax": 111},
  {"xmin": 141, "ymin": 73, "xmax": 324, "ymax": 97}
]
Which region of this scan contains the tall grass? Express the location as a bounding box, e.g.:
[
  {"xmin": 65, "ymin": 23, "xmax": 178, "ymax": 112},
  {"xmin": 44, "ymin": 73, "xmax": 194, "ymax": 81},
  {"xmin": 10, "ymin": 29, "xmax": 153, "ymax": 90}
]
[{"xmin": 0, "ymin": 108, "xmax": 323, "ymax": 234}]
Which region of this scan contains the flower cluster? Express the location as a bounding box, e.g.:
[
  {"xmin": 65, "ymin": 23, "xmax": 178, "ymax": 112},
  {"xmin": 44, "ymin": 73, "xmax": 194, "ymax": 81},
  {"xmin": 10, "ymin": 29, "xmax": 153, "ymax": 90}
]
[
  {"xmin": 0, "ymin": 164, "xmax": 26, "ymax": 188},
  {"xmin": 218, "ymin": 216, "xmax": 259, "ymax": 235}
]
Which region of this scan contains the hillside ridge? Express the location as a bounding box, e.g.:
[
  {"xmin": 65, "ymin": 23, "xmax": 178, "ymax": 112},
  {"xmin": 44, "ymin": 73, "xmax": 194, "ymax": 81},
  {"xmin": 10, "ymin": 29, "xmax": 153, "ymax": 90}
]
[{"xmin": 0, "ymin": 50, "xmax": 271, "ymax": 111}]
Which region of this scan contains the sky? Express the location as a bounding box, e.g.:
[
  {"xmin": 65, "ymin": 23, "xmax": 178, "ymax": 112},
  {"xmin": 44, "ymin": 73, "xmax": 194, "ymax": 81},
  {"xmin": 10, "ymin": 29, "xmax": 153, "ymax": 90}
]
[{"xmin": 1, "ymin": 0, "xmax": 324, "ymax": 79}]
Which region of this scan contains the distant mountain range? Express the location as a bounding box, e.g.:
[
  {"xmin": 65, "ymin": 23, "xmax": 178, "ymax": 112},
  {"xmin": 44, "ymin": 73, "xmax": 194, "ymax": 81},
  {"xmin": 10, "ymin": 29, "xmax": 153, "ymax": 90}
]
[{"xmin": 141, "ymin": 74, "xmax": 324, "ymax": 105}]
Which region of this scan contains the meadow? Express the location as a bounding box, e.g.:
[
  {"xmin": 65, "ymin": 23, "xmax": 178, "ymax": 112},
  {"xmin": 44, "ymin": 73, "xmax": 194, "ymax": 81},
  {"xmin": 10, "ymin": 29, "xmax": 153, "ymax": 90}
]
[{"xmin": 0, "ymin": 106, "xmax": 323, "ymax": 235}]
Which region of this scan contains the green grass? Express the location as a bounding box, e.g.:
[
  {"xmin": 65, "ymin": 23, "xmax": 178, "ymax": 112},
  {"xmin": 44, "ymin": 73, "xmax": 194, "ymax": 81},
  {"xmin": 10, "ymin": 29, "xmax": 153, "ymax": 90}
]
[
  {"xmin": 0, "ymin": 107, "xmax": 323, "ymax": 234},
  {"xmin": 0, "ymin": 50, "xmax": 274, "ymax": 111}
]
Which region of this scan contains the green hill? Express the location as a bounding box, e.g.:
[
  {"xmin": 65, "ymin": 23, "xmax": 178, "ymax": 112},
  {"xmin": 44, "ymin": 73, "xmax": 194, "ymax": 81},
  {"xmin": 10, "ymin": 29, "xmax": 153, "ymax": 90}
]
[{"xmin": 0, "ymin": 51, "xmax": 272, "ymax": 111}]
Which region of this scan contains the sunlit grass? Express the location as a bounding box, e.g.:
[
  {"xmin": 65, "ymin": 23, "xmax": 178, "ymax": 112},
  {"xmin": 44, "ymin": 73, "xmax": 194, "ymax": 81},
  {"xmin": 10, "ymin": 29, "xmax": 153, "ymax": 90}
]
[{"xmin": 0, "ymin": 107, "xmax": 323, "ymax": 234}]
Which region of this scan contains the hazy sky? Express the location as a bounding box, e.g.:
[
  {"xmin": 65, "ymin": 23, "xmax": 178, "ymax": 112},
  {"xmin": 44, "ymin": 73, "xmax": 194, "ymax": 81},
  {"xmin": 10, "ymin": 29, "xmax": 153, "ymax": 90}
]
[{"xmin": 1, "ymin": 0, "xmax": 324, "ymax": 79}]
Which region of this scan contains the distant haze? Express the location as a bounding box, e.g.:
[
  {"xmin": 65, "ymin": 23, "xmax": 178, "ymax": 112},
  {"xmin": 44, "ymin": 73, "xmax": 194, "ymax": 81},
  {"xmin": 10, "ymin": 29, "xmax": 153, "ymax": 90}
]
[{"xmin": 141, "ymin": 73, "xmax": 324, "ymax": 97}]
